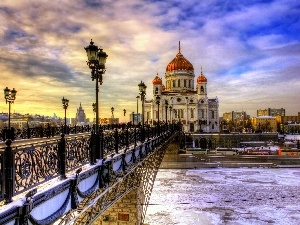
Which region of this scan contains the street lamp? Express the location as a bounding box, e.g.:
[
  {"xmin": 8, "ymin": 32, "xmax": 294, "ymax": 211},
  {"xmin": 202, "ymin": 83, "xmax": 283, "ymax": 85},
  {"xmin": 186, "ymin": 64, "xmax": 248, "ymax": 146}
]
[
  {"xmin": 92, "ymin": 103, "xmax": 96, "ymax": 125},
  {"xmin": 84, "ymin": 39, "xmax": 108, "ymax": 160},
  {"xmin": 138, "ymin": 81, "xmax": 147, "ymax": 141},
  {"xmin": 62, "ymin": 97, "xmax": 69, "ymax": 134},
  {"xmin": 123, "ymin": 109, "xmax": 126, "ymax": 116},
  {"xmin": 136, "ymin": 96, "xmax": 140, "ymax": 124},
  {"xmin": 111, "ymin": 107, "xmax": 114, "ymax": 118},
  {"xmin": 155, "ymin": 95, "xmax": 160, "ymax": 135},
  {"xmin": 4, "ymin": 87, "xmax": 17, "ymax": 139},
  {"xmin": 169, "ymin": 105, "xmax": 172, "ymax": 123},
  {"xmin": 165, "ymin": 100, "xmax": 168, "ymax": 123}
]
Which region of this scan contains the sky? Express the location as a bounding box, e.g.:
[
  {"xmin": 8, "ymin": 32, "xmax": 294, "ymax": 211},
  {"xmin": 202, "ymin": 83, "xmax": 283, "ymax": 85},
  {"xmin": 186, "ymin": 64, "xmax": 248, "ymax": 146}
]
[{"xmin": 0, "ymin": 0, "xmax": 299, "ymax": 121}]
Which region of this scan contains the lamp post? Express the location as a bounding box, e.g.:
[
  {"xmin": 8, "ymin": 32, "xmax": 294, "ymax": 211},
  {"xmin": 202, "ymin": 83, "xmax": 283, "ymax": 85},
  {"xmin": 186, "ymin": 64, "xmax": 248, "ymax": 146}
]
[
  {"xmin": 4, "ymin": 87, "xmax": 17, "ymax": 139},
  {"xmin": 123, "ymin": 109, "xmax": 126, "ymax": 116},
  {"xmin": 92, "ymin": 103, "xmax": 96, "ymax": 129},
  {"xmin": 165, "ymin": 100, "xmax": 168, "ymax": 123},
  {"xmin": 136, "ymin": 96, "xmax": 140, "ymax": 124},
  {"xmin": 138, "ymin": 81, "xmax": 147, "ymax": 141},
  {"xmin": 92, "ymin": 102, "xmax": 96, "ymax": 121},
  {"xmin": 111, "ymin": 107, "xmax": 114, "ymax": 118},
  {"xmin": 62, "ymin": 97, "xmax": 69, "ymax": 134},
  {"xmin": 155, "ymin": 95, "xmax": 160, "ymax": 135},
  {"xmin": 84, "ymin": 39, "xmax": 108, "ymax": 160},
  {"xmin": 169, "ymin": 105, "xmax": 172, "ymax": 123}
]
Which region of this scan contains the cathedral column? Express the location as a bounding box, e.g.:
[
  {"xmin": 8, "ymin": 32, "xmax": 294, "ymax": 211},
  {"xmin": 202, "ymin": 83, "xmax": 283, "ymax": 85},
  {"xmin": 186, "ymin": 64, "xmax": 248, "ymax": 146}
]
[
  {"xmin": 196, "ymin": 102, "xmax": 199, "ymax": 132},
  {"xmin": 206, "ymin": 108, "xmax": 209, "ymax": 132},
  {"xmin": 185, "ymin": 97, "xmax": 189, "ymax": 132},
  {"xmin": 151, "ymin": 101, "xmax": 154, "ymax": 125}
]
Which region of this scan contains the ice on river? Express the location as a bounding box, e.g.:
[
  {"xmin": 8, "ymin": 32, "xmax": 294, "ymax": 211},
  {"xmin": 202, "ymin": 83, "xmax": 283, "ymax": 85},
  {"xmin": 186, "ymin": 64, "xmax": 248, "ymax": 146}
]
[{"xmin": 144, "ymin": 168, "xmax": 300, "ymax": 225}]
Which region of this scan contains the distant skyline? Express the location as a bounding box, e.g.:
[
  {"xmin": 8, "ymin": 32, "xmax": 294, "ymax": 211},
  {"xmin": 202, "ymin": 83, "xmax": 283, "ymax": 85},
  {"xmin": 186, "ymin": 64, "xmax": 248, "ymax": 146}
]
[{"xmin": 0, "ymin": 0, "xmax": 299, "ymax": 120}]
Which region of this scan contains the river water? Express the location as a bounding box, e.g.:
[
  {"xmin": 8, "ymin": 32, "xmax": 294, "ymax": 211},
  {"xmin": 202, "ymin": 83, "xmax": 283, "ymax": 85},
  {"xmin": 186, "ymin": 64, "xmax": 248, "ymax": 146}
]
[{"xmin": 144, "ymin": 168, "xmax": 300, "ymax": 225}]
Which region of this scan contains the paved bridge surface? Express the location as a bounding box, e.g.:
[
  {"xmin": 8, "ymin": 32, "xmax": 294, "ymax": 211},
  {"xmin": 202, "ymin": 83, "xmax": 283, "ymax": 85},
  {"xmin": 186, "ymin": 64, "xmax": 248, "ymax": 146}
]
[{"xmin": 0, "ymin": 124, "xmax": 181, "ymax": 225}]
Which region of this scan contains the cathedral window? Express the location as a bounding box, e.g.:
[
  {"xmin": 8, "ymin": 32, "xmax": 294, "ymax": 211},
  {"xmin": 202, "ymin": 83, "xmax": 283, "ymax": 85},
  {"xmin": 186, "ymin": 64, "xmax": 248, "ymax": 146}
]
[
  {"xmin": 173, "ymin": 80, "xmax": 175, "ymax": 87},
  {"xmin": 178, "ymin": 79, "xmax": 180, "ymax": 87},
  {"xmin": 155, "ymin": 87, "xmax": 158, "ymax": 95},
  {"xmin": 191, "ymin": 108, "xmax": 194, "ymax": 118},
  {"xmin": 184, "ymin": 79, "xmax": 186, "ymax": 87},
  {"xmin": 201, "ymin": 109, "xmax": 204, "ymax": 118},
  {"xmin": 200, "ymin": 86, "xmax": 204, "ymax": 93},
  {"xmin": 212, "ymin": 111, "xmax": 215, "ymax": 119},
  {"xmin": 189, "ymin": 80, "xmax": 191, "ymax": 88}
]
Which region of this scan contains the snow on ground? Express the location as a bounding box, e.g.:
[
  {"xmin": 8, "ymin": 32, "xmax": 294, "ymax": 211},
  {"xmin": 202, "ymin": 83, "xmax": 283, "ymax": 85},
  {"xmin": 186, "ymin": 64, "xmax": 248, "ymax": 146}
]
[{"xmin": 144, "ymin": 168, "xmax": 300, "ymax": 225}]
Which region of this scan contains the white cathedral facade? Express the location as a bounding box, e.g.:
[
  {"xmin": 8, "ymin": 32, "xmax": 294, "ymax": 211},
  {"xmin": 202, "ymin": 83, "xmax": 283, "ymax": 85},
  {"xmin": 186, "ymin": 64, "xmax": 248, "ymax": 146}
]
[{"xmin": 144, "ymin": 43, "xmax": 219, "ymax": 133}]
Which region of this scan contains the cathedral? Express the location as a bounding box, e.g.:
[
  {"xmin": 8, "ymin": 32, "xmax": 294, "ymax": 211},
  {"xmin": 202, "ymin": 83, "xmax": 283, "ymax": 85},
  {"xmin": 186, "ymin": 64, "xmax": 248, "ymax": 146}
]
[{"xmin": 144, "ymin": 42, "xmax": 219, "ymax": 133}]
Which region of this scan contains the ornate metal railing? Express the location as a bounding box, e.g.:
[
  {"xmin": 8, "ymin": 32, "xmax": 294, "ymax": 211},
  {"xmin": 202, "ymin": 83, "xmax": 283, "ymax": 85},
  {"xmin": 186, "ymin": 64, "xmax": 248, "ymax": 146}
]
[
  {"xmin": 0, "ymin": 123, "xmax": 179, "ymax": 204},
  {"xmin": 0, "ymin": 124, "xmax": 137, "ymax": 142}
]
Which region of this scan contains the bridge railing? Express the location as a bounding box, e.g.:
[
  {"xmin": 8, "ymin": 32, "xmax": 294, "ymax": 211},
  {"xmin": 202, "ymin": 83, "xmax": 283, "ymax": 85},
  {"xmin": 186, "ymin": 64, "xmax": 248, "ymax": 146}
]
[
  {"xmin": 0, "ymin": 124, "xmax": 140, "ymax": 142},
  {"xmin": 0, "ymin": 123, "xmax": 180, "ymax": 204}
]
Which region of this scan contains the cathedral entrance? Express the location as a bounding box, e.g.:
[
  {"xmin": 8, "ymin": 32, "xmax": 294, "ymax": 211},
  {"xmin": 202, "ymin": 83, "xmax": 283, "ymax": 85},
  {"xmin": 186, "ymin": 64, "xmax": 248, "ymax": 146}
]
[
  {"xmin": 200, "ymin": 138, "xmax": 207, "ymax": 149},
  {"xmin": 189, "ymin": 123, "xmax": 194, "ymax": 132}
]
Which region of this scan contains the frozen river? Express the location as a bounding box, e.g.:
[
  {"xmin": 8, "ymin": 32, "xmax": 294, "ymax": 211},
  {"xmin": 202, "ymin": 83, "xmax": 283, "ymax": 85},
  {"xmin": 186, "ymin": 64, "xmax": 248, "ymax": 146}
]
[{"xmin": 144, "ymin": 168, "xmax": 300, "ymax": 225}]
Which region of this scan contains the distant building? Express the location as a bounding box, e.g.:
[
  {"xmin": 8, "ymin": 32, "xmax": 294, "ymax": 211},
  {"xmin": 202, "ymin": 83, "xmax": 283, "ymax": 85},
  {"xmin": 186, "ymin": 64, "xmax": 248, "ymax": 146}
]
[
  {"xmin": 222, "ymin": 111, "xmax": 248, "ymax": 121},
  {"xmin": 76, "ymin": 103, "xmax": 86, "ymax": 124},
  {"xmin": 257, "ymin": 108, "xmax": 285, "ymax": 117},
  {"xmin": 131, "ymin": 113, "xmax": 142, "ymax": 125},
  {"xmin": 252, "ymin": 116, "xmax": 277, "ymax": 132}
]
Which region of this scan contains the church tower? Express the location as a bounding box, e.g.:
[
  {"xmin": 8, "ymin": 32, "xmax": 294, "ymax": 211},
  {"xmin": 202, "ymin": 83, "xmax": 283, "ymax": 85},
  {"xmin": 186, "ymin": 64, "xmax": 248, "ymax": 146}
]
[
  {"xmin": 196, "ymin": 67, "xmax": 207, "ymax": 100},
  {"xmin": 152, "ymin": 73, "xmax": 162, "ymax": 96}
]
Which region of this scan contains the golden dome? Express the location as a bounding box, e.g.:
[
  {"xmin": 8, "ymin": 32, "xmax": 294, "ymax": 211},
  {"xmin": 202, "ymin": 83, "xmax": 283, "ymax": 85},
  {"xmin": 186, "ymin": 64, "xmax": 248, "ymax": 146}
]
[
  {"xmin": 197, "ymin": 68, "xmax": 207, "ymax": 83},
  {"xmin": 166, "ymin": 42, "xmax": 194, "ymax": 72},
  {"xmin": 152, "ymin": 74, "xmax": 162, "ymax": 85}
]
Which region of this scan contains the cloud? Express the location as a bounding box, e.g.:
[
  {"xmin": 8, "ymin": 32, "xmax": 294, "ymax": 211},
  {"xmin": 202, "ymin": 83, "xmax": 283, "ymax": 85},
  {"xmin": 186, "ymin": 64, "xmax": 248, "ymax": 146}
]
[{"xmin": 0, "ymin": 0, "xmax": 299, "ymax": 120}]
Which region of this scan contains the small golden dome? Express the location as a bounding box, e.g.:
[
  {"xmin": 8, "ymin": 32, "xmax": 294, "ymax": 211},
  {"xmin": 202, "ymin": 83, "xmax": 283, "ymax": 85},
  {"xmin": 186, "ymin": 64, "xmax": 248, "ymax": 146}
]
[
  {"xmin": 152, "ymin": 74, "xmax": 162, "ymax": 85},
  {"xmin": 197, "ymin": 68, "xmax": 207, "ymax": 83}
]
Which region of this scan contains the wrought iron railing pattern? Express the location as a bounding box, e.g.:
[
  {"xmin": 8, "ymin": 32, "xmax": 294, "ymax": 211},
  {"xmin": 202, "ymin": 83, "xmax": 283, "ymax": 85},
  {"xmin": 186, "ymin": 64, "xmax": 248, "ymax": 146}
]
[{"xmin": 0, "ymin": 123, "xmax": 177, "ymax": 204}]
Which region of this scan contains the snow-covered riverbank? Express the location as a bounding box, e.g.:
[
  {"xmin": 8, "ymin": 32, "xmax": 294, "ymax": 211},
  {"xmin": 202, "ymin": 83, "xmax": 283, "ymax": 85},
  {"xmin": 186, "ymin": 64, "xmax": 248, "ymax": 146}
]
[{"xmin": 144, "ymin": 168, "xmax": 300, "ymax": 225}]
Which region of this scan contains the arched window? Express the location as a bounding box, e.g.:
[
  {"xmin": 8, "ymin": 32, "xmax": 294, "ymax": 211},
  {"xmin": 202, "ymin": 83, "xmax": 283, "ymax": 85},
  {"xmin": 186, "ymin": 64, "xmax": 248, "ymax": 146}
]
[
  {"xmin": 200, "ymin": 86, "xmax": 204, "ymax": 93},
  {"xmin": 172, "ymin": 80, "xmax": 175, "ymax": 87},
  {"xmin": 178, "ymin": 79, "xmax": 180, "ymax": 87}
]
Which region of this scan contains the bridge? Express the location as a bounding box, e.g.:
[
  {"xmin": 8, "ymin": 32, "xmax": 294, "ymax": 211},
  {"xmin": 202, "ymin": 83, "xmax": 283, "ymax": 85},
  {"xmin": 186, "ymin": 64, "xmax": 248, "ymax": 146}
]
[
  {"xmin": 0, "ymin": 123, "xmax": 281, "ymax": 225},
  {"xmin": 0, "ymin": 123, "xmax": 182, "ymax": 225}
]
